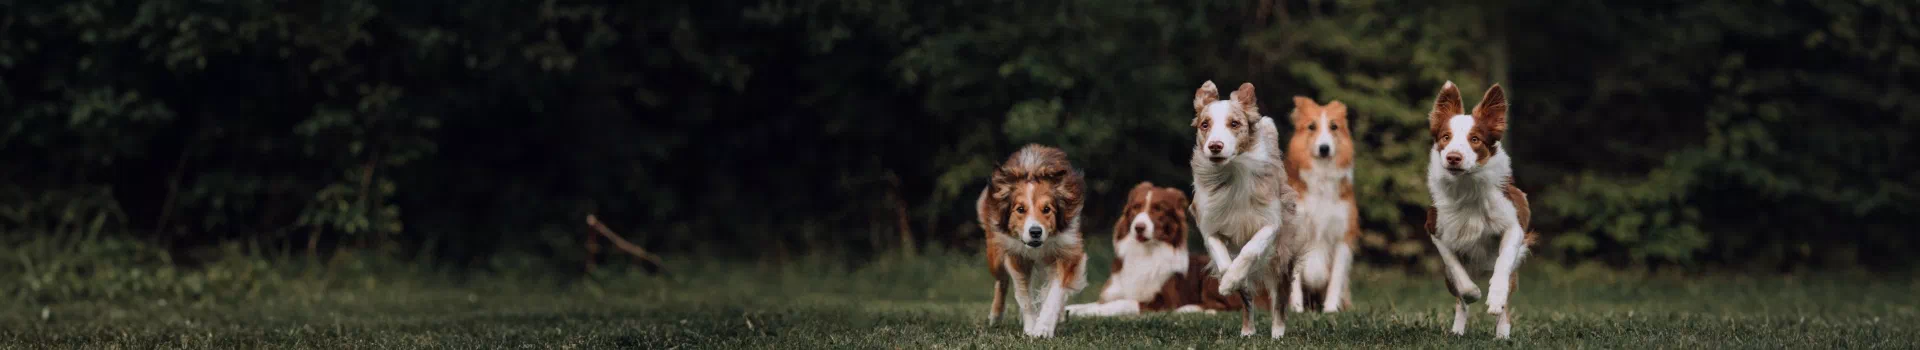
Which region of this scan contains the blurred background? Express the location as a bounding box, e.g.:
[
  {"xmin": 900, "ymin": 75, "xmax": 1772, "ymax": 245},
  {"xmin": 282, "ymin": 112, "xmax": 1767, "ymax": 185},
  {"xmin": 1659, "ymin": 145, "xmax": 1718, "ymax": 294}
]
[{"xmin": 1, "ymin": 0, "xmax": 1916, "ymax": 302}]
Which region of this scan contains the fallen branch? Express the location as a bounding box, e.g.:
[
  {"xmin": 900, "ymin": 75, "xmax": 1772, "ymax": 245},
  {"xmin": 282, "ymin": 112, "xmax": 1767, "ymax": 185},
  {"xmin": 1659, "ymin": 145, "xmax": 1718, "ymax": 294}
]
[{"xmin": 585, "ymin": 214, "xmax": 665, "ymax": 273}]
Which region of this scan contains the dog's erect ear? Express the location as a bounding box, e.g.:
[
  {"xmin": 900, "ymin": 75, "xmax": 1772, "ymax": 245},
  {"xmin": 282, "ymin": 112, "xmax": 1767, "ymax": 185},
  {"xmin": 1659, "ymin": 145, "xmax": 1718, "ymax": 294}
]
[
  {"xmin": 1474, "ymin": 84, "xmax": 1508, "ymax": 141},
  {"xmin": 1231, "ymin": 83, "xmax": 1258, "ymax": 114},
  {"xmin": 1325, "ymin": 100, "xmax": 1348, "ymax": 122},
  {"xmin": 1290, "ymin": 96, "xmax": 1319, "ymax": 124},
  {"xmin": 1194, "ymin": 81, "xmax": 1220, "ymax": 113},
  {"xmin": 1431, "ymin": 81, "xmax": 1463, "ymax": 137}
]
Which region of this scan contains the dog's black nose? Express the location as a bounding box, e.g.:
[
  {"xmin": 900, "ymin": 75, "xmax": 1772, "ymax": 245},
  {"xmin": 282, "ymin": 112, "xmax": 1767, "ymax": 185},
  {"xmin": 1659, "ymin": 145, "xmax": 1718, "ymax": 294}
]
[
  {"xmin": 1317, "ymin": 145, "xmax": 1331, "ymax": 157},
  {"xmin": 1027, "ymin": 227, "xmax": 1044, "ymax": 239},
  {"xmin": 1207, "ymin": 141, "xmax": 1224, "ymax": 154}
]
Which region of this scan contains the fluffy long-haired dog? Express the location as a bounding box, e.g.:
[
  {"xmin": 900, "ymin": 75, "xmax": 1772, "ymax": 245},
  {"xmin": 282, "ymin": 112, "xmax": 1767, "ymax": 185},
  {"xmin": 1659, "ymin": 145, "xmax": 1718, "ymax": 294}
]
[
  {"xmin": 1282, "ymin": 97, "xmax": 1361, "ymax": 313},
  {"xmin": 1423, "ymin": 82, "xmax": 1538, "ymax": 339},
  {"xmin": 1064, "ymin": 182, "xmax": 1246, "ymax": 317},
  {"xmin": 1189, "ymin": 81, "xmax": 1305, "ymax": 338},
  {"xmin": 978, "ymin": 144, "xmax": 1089, "ymax": 338}
]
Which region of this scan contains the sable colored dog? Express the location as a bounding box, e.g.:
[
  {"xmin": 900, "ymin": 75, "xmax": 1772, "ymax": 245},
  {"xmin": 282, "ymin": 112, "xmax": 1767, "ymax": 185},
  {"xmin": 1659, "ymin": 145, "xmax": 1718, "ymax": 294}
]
[
  {"xmin": 1064, "ymin": 182, "xmax": 1247, "ymax": 317},
  {"xmin": 978, "ymin": 144, "xmax": 1089, "ymax": 338},
  {"xmin": 1423, "ymin": 82, "xmax": 1538, "ymax": 339},
  {"xmin": 1188, "ymin": 81, "xmax": 1306, "ymax": 338},
  {"xmin": 1282, "ymin": 97, "xmax": 1361, "ymax": 313}
]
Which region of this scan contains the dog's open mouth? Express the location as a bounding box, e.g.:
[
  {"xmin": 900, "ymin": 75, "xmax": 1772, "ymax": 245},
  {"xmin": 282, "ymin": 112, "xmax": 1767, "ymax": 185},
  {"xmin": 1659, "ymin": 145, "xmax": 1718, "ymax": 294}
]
[
  {"xmin": 1446, "ymin": 167, "xmax": 1467, "ymax": 175},
  {"xmin": 1024, "ymin": 240, "xmax": 1044, "ymax": 247},
  {"xmin": 1208, "ymin": 156, "xmax": 1228, "ymax": 163}
]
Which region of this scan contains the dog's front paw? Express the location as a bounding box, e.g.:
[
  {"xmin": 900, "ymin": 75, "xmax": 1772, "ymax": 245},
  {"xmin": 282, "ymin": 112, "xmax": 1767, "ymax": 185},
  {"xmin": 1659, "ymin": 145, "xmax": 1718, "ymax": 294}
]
[
  {"xmin": 1025, "ymin": 322, "xmax": 1056, "ymax": 338},
  {"xmin": 1064, "ymin": 304, "xmax": 1090, "ymax": 316},
  {"xmin": 1322, "ymin": 303, "xmax": 1342, "ymax": 313},
  {"xmin": 1459, "ymin": 286, "xmax": 1484, "ymax": 304},
  {"xmin": 1485, "ymin": 286, "xmax": 1508, "ymax": 315},
  {"xmin": 1218, "ymin": 262, "xmax": 1253, "ymax": 295}
]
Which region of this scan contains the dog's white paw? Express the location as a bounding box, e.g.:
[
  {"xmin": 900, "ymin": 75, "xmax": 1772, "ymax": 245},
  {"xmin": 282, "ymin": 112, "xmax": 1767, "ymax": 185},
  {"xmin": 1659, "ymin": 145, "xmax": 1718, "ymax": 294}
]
[
  {"xmin": 1288, "ymin": 299, "xmax": 1305, "ymax": 313},
  {"xmin": 1064, "ymin": 304, "xmax": 1090, "ymax": 315},
  {"xmin": 1271, "ymin": 325, "xmax": 1287, "ymax": 339},
  {"xmin": 1486, "ymin": 288, "xmax": 1508, "ymax": 315},
  {"xmin": 1240, "ymin": 327, "xmax": 1257, "ymax": 337},
  {"xmin": 1322, "ymin": 303, "xmax": 1342, "ymax": 313},
  {"xmin": 1025, "ymin": 322, "xmax": 1055, "ymax": 338},
  {"xmin": 1218, "ymin": 262, "xmax": 1252, "ymax": 296}
]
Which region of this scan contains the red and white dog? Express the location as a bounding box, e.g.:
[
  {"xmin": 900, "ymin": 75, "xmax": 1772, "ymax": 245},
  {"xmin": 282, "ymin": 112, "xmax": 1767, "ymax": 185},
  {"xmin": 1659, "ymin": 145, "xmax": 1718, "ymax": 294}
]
[
  {"xmin": 1065, "ymin": 182, "xmax": 1245, "ymax": 317},
  {"xmin": 1189, "ymin": 81, "xmax": 1306, "ymax": 338},
  {"xmin": 978, "ymin": 144, "xmax": 1089, "ymax": 338},
  {"xmin": 1283, "ymin": 97, "xmax": 1361, "ymax": 313},
  {"xmin": 1423, "ymin": 82, "xmax": 1538, "ymax": 339}
]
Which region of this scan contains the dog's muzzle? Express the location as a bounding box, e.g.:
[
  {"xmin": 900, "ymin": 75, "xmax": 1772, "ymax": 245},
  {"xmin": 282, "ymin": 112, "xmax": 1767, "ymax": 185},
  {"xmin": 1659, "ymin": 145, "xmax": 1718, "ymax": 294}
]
[{"xmin": 1025, "ymin": 227, "xmax": 1045, "ymax": 247}]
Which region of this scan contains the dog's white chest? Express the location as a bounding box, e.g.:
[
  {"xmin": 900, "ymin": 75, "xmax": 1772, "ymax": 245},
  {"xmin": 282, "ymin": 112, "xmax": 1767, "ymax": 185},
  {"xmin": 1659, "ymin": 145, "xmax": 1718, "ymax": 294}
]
[
  {"xmin": 1433, "ymin": 196, "xmax": 1514, "ymax": 269},
  {"xmin": 1299, "ymin": 167, "xmax": 1351, "ymax": 247},
  {"xmin": 1100, "ymin": 240, "xmax": 1187, "ymax": 302}
]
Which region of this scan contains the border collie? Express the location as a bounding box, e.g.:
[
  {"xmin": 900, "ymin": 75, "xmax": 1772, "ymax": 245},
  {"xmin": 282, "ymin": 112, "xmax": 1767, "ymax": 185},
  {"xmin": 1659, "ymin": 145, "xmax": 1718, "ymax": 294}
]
[
  {"xmin": 1189, "ymin": 81, "xmax": 1305, "ymax": 338},
  {"xmin": 1424, "ymin": 82, "xmax": 1538, "ymax": 339},
  {"xmin": 1283, "ymin": 96, "xmax": 1361, "ymax": 313},
  {"xmin": 1065, "ymin": 182, "xmax": 1245, "ymax": 317},
  {"xmin": 978, "ymin": 144, "xmax": 1089, "ymax": 338}
]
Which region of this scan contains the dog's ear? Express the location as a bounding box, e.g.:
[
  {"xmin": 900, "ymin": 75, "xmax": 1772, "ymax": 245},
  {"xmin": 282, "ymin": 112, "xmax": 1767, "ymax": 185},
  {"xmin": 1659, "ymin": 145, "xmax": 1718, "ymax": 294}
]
[
  {"xmin": 1290, "ymin": 96, "xmax": 1319, "ymax": 124},
  {"xmin": 1431, "ymin": 81, "xmax": 1463, "ymax": 139},
  {"xmin": 1053, "ymin": 169, "xmax": 1086, "ymax": 231},
  {"xmin": 1473, "ymin": 83, "xmax": 1508, "ymax": 142},
  {"xmin": 1231, "ymin": 83, "xmax": 1259, "ymax": 115},
  {"xmin": 1194, "ymin": 81, "xmax": 1219, "ymax": 113},
  {"xmin": 1165, "ymin": 188, "xmax": 1190, "ymax": 242},
  {"xmin": 1325, "ymin": 100, "xmax": 1348, "ymax": 123}
]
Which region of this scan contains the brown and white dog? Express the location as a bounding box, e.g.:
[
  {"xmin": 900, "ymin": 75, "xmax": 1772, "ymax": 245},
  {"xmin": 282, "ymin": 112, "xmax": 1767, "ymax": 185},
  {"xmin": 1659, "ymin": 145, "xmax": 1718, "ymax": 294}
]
[
  {"xmin": 1423, "ymin": 82, "xmax": 1538, "ymax": 339},
  {"xmin": 979, "ymin": 144, "xmax": 1089, "ymax": 338},
  {"xmin": 1064, "ymin": 182, "xmax": 1246, "ymax": 317},
  {"xmin": 1283, "ymin": 97, "xmax": 1361, "ymax": 313},
  {"xmin": 1189, "ymin": 81, "xmax": 1306, "ymax": 338}
]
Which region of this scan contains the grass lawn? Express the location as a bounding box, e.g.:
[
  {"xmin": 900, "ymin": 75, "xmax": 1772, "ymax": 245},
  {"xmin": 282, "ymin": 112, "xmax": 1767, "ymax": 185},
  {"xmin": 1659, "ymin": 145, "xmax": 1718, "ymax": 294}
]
[{"xmin": 1, "ymin": 252, "xmax": 1915, "ymax": 348}]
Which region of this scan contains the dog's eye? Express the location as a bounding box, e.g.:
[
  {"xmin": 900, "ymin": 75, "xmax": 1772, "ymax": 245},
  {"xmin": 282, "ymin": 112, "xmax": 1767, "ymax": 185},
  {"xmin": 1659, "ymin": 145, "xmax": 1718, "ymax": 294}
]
[
  {"xmin": 1308, "ymin": 124, "xmax": 1316, "ymax": 131},
  {"xmin": 1470, "ymin": 136, "xmax": 1481, "ymax": 144},
  {"xmin": 1441, "ymin": 133, "xmax": 1451, "ymax": 142},
  {"xmin": 1229, "ymin": 120, "xmax": 1241, "ymax": 129},
  {"xmin": 1015, "ymin": 206, "xmax": 1027, "ymax": 214},
  {"xmin": 1200, "ymin": 120, "xmax": 1210, "ymax": 129},
  {"xmin": 1040, "ymin": 205, "xmax": 1052, "ymax": 215},
  {"xmin": 1331, "ymin": 124, "xmax": 1340, "ymax": 131}
]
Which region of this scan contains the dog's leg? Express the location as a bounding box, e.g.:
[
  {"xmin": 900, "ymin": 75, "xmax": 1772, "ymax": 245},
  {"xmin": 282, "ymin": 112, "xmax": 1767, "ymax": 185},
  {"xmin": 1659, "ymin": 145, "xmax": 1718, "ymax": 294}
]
[
  {"xmin": 1203, "ymin": 234, "xmax": 1235, "ymax": 277},
  {"xmin": 989, "ymin": 279, "xmax": 1007, "ymax": 326},
  {"xmin": 1287, "ymin": 267, "xmax": 1306, "ymax": 313},
  {"xmin": 1219, "ymin": 225, "xmax": 1278, "ymax": 295},
  {"xmin": 1428, "ymin": 236, "xmax": 1481, "ymax": 303},
  {"xmin": 1267, "ymin": 275, "xmax": 1288, "ymax": 338},
  {"xmin": 1323, "ymin": 241, "xmax": 1353, "ymax": 313},
  {"xmin": 1172, "ymin": 304, "xmax": 1205, "ymax": 313},
  {"xmin": 1238, "ymin": 291, "xmax": 1256, "ymax": 337},
  {"xmin": 1486, "ymin": 226, "xmax": 1528, "ymax": 315},
  {"xmin": 1030, "ymin": 275, "xmax": 1069, "ymax": 338},
  {"xmin": 1496, "ymin": 272, "xmax": 1518, "ymax": 339},
  {"xmin": 1067, "ymin": 301, "xmax": 1140, "ymax": 317},
  {"xmin": 1451, "ymin": 297, "xmax": 1470, "ymax": 336},
  {"xmin": 1006, "ymin": 267, "xmax": 1037, "ymax": 333}
]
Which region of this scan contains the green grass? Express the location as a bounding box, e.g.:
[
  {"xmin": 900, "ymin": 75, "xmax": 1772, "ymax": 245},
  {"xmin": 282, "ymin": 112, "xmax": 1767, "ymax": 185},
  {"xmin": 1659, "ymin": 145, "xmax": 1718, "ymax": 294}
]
[{"xmin": 1, "ymin": 251, "xmax": 1916, "ymax": 348}]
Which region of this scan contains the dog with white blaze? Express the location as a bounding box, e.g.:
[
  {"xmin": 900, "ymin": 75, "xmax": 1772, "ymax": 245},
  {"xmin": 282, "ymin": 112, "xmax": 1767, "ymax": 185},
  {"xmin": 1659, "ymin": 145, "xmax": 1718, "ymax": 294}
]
[
  {"xmin": 1187, "ymin": 80, "xmax": 1307, "ymax": 338},
  {"xmin": 1423, "ymin": 81, "xmax": 1539, "ymax": 339},
  {"xmin": 1065, "ymin": 182, "xmax": 1247, "ymax": 317},
  {"xmin": 1283, "ymin": 96, "xmax": 1361, "ymax": 314},
  {"xmin": 977, "ymin": 144, "xmax": 1089, "ymax": 338}
]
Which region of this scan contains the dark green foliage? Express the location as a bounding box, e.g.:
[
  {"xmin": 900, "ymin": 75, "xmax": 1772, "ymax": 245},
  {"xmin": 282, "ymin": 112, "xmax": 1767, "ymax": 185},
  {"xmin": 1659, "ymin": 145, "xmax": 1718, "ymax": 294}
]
[{"xmin": 1, "ymin": 0, "xmax": 1915, "ymax": 272}]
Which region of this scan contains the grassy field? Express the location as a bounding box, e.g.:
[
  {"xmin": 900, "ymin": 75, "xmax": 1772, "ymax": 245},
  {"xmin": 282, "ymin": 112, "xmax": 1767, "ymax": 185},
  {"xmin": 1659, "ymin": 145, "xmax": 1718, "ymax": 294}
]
[{"xmin": 1, "ymin": 252, "xmax": 1916, "ymax": 348}]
